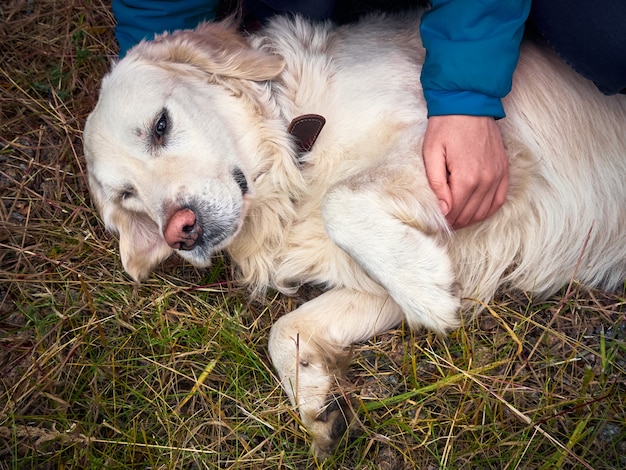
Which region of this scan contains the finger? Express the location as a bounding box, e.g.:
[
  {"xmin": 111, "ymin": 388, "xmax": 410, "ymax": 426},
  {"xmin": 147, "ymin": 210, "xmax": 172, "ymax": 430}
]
[
  {"xmin": 448, "ymin": 185, "xmax": 481, "ymax": 228},
  {"xmin": 422, "ymin": 143, "xmax": 452, "ymax": 216},
  {"xmin": 485, "ymin": 171, "xmax": 509, "ymax": 219},
  {"xmin": 445, "ymin": 168, "xmax": 483, "ymax": 227},
  {"xmin": 463, "ymin": 188, "xmax": 495, "ymax": 228},
  {"xmin": 452, "ymin": 171, "xmax": 508, "ymax": 228}
]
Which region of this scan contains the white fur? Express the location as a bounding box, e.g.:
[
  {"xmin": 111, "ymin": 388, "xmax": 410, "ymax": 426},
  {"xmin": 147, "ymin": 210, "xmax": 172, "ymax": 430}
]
[{"xmin": 83, "ymin": 13, "xmax": 626, "ymax": 457}]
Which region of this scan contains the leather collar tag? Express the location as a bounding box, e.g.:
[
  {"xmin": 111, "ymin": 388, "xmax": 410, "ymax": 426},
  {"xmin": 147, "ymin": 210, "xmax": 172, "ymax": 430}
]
[{"xmin": 287, "ymin": 114, "xmax": 326, "ymax": 154}]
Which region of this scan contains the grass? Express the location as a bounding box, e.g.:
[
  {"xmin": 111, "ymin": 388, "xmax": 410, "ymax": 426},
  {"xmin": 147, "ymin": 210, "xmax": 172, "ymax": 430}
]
[{"xmin": 1, "ymin": 1, "xmax": 625, "ymax": 468}]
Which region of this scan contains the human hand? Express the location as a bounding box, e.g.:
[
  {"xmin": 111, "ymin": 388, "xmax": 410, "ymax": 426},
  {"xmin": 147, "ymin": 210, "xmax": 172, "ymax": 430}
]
[{"xmin": 422, "ymin": 115, "xmax": 509, "ymax": 229}]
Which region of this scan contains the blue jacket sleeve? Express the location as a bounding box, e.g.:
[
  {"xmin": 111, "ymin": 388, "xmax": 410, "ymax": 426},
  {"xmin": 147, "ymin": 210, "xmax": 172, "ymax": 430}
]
[
  {"xmin": 419, "ymin": 0, "xmax": 531, "ymax": 118},
  {"xmin": 112, "ymin": 0, "xmax": 221, "ymax": 57}
]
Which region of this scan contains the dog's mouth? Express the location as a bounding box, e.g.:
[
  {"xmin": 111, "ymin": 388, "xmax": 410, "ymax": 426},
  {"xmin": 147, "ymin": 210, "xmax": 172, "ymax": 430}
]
[{"xmin": 163, "ymin": 199, "xmax": 242, "ymax": 263}]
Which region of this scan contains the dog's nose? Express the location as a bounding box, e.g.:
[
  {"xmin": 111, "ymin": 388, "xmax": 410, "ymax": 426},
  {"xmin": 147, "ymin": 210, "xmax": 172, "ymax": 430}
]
[{"xmin": 164, "ymin": 208, "xmax": 202, "ymax": 250}]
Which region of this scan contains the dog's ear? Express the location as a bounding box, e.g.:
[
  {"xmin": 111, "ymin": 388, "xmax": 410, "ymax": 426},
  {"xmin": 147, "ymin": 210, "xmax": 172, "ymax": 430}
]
[{"xmin": 130, "ymin": 20, "xmax": 285, "ymax": 81}]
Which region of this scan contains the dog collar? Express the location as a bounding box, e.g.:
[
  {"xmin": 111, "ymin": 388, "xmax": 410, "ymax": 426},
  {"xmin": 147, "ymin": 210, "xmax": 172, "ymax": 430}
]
[{"xmin": 287, "ymin": 114, "xmax": 326, "ymax": 154}]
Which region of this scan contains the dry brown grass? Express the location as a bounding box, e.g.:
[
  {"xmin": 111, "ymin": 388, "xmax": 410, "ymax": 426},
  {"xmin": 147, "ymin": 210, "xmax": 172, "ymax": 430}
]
[{"xmin": 1, "ymin": 1, "xmax": 625, "ymax": 468}]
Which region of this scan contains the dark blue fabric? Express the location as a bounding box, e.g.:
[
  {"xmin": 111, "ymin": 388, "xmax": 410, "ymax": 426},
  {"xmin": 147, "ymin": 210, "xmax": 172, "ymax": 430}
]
[
  {"xmin": 530, "ymin": 0, "xmax": 626, "ymax": 95},
  {"xmin": 246, "ymin": 0, "xmax": 336, "ymax": 22}
]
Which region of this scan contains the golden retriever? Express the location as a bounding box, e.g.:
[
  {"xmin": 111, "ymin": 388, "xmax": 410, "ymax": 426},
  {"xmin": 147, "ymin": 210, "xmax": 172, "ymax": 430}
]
[{"xmin": 83, "ymin": 12, "xmax": 626, "ymax": 457}]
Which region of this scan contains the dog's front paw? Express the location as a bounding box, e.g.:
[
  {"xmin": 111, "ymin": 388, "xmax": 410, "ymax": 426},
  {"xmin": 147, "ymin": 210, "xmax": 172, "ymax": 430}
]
[
  {"xmin": 268, "ymin": 289, "xmax": 405, "ymax": 458},
  {"xmin": 394, "ymin": 276, "xmax": 462, "ymax": 335},
  {"xmin": 302, "ymin": 393, "xmax": 359, "ymax": 459}
]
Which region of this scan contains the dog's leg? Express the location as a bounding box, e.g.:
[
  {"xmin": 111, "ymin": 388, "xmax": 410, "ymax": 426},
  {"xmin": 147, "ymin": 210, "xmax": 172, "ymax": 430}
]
[
  {"xmin": 268, "ymin": 287, "xmax": 402, "ymax": 458},
  {"xmin": 322, "ymin": 166, "xmax": 461, "ymax": 334}
]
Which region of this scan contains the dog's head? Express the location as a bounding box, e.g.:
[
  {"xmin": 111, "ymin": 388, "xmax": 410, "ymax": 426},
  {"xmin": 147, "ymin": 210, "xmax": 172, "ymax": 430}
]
[{"xmin": 83, "ymin": 21, "xmax": 285, "ymax": 281}]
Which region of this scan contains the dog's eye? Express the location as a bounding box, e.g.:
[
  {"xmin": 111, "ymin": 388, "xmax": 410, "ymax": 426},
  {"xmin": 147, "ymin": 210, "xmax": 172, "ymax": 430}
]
[
  {"xmin": 232, "ymin": 167, "xmax": 248, "ymax": 195},
  {"xmin": 153, "ymin": 110, "xmax": 168, "ymax": 145}
]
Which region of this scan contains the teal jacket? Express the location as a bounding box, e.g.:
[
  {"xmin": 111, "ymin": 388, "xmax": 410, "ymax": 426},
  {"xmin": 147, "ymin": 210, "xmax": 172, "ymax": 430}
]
[
  {"xmin": 420, "ymin": 0, "xmax": 531, "ymax": 118},
  {"xmin": 112, "ymin": 0, "xmax": 531, "ymax": 119}
]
